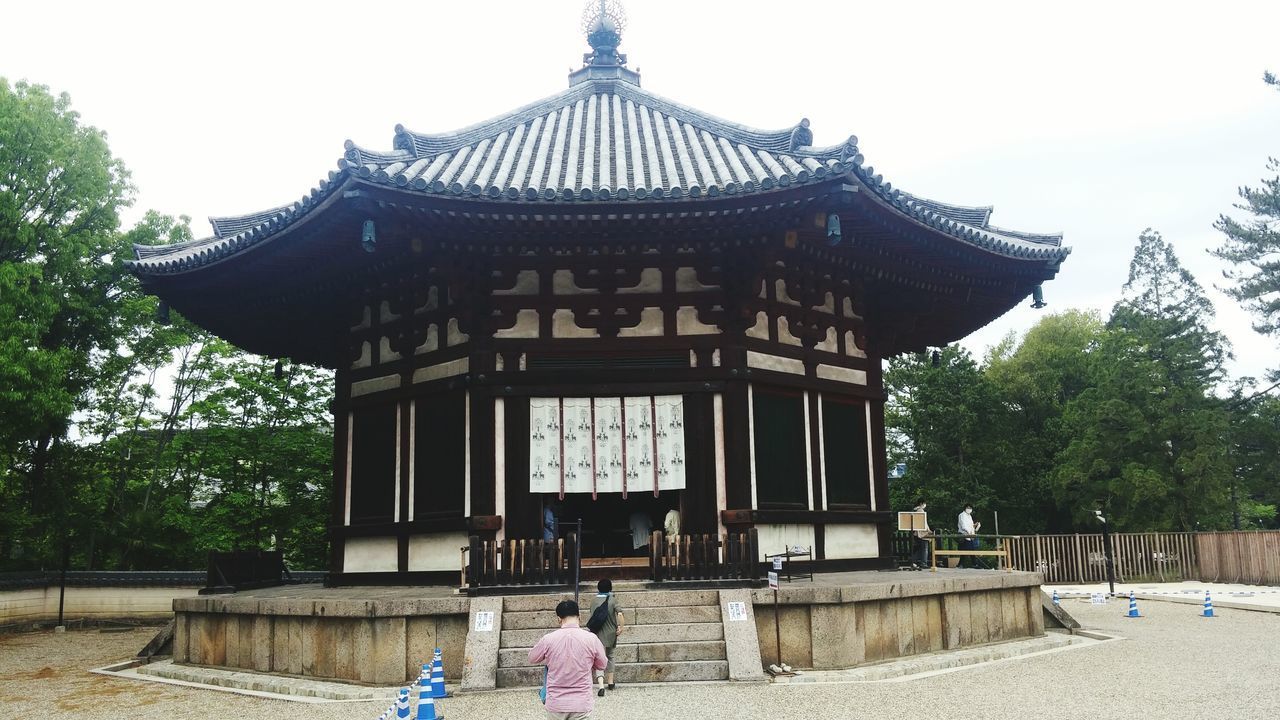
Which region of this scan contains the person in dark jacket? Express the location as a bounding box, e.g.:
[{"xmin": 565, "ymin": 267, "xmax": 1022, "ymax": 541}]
[{"xmin": 587, "ymin": 578, "xmax": 625, "ymax": 696}]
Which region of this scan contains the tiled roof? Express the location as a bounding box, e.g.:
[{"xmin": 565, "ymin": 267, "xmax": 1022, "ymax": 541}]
[
  {"xmin": 129, "ymin": 79, "xmax": 1067, "ymax": 275},
  {"xmin": 345, "ymin": 81, "xmax": 853, "ymax": 202}
]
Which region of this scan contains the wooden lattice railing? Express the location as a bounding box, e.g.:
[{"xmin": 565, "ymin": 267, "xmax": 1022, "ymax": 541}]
[
  {"xmin": 648, "ymin": 530, "xmax": 761, "ymax": 582},
  {"xmin": 463, "ymin": 534, "xmax": 579, "ymax": 589}
]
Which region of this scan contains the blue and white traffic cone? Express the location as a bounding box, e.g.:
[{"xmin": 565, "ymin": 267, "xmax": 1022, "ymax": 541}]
[
  {"xmin": 1125, "ymin": 591, "xmax": 1141, "ymax": 618},
  {"xmin": 416, "ymin": 679, "xmax": 439, "ymax": 720},
  {"xmin": 1052, "ymin": 589, "xmax": 1060, "ymax": 606},
  {"xmin": 1202, "ymin": 590, "xmax": 1215, "ymax": 618},
  {"xmin": 429, "ymin": 648, "xmax": 448, "ymax": 699},
  {"xmin": 396, "ymin": 688, "xmax": 411, "ymax": 720}
]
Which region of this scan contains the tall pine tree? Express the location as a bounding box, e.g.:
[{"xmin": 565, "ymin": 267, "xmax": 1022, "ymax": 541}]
[
  {"xmin": 1212, "ymin": 73, "xmax": 1280, "ymax": 371},
  {"xmin": 1053, "ymin": 230, "xmax": 1232, "ymax": 530}
]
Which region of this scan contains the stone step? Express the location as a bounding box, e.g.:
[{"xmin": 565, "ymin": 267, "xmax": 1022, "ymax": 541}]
[
  {"xmin": 499, "ymin": 640, "xmax": 727, "ymax": 668},
  {"xmin": 496, "ymin": 660, "xmax": 729, "ymax": 688},
  {"xmin": 499, "ymin": 621, "xmax": 724, "ymax": 649},
  {"xmin": 501, "ymin": 588, "xmax": 720, "ymax": 613},
  {"xmin": 501, "ymin": 604, "xmax": 722, "ymax": 630},
  {"xmin": 617, "ymin": 660, "xmax": 728, "ymax": 683}
]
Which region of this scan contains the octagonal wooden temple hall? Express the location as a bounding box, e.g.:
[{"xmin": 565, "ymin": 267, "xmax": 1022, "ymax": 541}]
[{"xmin": 130, "ymin": 5, "xmax": 1069, "ymax": 689}]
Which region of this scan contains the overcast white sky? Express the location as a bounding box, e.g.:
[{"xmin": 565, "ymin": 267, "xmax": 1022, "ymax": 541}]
[{"xmin": 3, "ymin": 0, "xmax": 1277, "ymax": 382}]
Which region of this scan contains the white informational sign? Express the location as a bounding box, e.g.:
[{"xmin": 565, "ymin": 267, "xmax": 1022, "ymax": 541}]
[
  {"xmin": 768, "ymin": 571, "xmax": 779, "ymax": 590},
  {"xmin": 772, "ymin": 557, "xmax": 783, "ymax": 571},
  {"xmin": 1090, "ymin": 593, "xmax": 1107, "ymax": 605},
  {"xmin": 473, "ymin": 611, "xmax": 495, "ymax": 632},
  {"xmin": 726, "ymin": 601, "xmax": 747, "ymax": 622}
]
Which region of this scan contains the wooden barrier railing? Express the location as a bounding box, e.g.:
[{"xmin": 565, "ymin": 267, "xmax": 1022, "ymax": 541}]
[
  {"xmin": 464, "ymin": 534, "xmax": 578, "ymax": 589},
  {"xmin": 649, "ymin": 530, "xmax": 760, "ymax": 582},
  {"xmin": 1196, "ymin": 531, "xmax": 1280, "ymax": 585},
  {"xmin": 1003, "ymin": 532, "xmax": 1199, "ymax": 584},
  {"xmin": 1000, "ymin": 530, "xmax": 1280, "ymax": 586}
]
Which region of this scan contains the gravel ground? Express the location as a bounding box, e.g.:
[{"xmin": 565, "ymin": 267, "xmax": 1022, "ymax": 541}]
[
  {"xmin": 1050, "ymin": 582, "xmax": 1280, "ymax": 609},
  {"xmin": 3, "ymin": 599, "xmax": 1278, "ymax": 720}
]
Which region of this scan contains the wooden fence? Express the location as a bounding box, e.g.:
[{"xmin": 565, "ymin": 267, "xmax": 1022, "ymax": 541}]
[
  {"xmin": 649, "ymin": 530, "xmax": 760, "ymax": 582},
  {"xmin": 1002, "ymin": 530, "xmax": 1280, "ymax": 586},
  {"xmin": 1196, "ymin": 531, "xmax": 1280, "ymax": 585},
  {"xmin": 464, "ymin": 534, "xmax": 578, "ymax": 589}
]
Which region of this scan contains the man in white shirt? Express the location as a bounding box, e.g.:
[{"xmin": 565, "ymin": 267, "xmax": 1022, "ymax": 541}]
[{"xmin": 957, "ymin": 503, "xmax": 981, "ymax": 568}]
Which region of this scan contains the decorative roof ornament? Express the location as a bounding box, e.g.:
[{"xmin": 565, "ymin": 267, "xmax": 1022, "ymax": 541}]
[
  {"xmin": 581, "ymin": 0, "xmax": 627, "ymax": 66},
  {"xmin": 570, "ymin": 0, "xmax": 640, "ymax": 86}
]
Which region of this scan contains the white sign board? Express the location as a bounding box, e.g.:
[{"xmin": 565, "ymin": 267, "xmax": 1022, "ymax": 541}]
[
  {"xmin": 772, "ymin": 557, "xmax": 783, "ymax": 571},
  {"xmin": 768, "ymin": 571, "xmax": 779, "ymax": 590},
  {"xmin": 726, "ymin": 601, "xmax": 747, "ymax": 622},
  {"xmin": 1090, "ymin": 593, "xmax": 1107, "ymax": 605},
  {"xmin": 473, "ymin": 611, "xmax": 495, "ymax": 632}
]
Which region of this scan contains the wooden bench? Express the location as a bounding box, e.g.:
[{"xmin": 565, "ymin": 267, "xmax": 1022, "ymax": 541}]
[{"xmin": 930, "ymin": 539, "xmax": 1011, "ymax": 572}]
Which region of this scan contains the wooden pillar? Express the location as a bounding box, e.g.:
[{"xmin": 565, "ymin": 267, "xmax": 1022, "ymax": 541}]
[{"xmin": 328, "ymin": 369, "xmax": 351, "ymax": 580}]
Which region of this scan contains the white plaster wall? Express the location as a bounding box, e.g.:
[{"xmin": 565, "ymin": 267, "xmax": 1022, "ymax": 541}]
[
  {"xmin": 675, "ymin": 267, "xmax": 717, "ymax": 292},
  {"xmin": 815, "ymin": 327, "xmax": 838, "ymax": 353},
  {"xmin": 494, "ymin": 309, "xmax": 540, "ymax": 339},
  {"xmin": 380, "ymin": 336, "xmax": 402, "ymax": 363},
  {"xmin": 553, "ymin": 269, "xmax": 598, "ymax": 295},
  {"xmin": 343, "ymin": 536, "xmax": 399, "ymax": 573},
  {"xmin": 747, "ymin": 351, "xmax": 805, "ymax": 376},
  {"xmin": 351, "ymin": 341, "xmax": 372, "ymax": 370},
  {"xmin": 412, "ymin": 358, "xmax": 469, "ymax": 384},
  {"xmin": 415, "ymin": 324, "xmax": 440, "ymax": 354},
  {"xmin": 0, "ymin": 586, "xmax": 200, "ymax": 625},
  {"xmin": 551, "ymin": 309, "xmax": 600, "ymax": 338},
  {"xmin": 816, "ymin": 364, "xmax": 868, "ymax": 385},
  {"xmin": 493, "ymin": 270, "xmax": 539, "ymax": 295},
  {"xmin": 756, "ymin": 523, "xmax": 816, "ymax": 557},
  {"xmin": 824, "ymin": 524, "xmax": 880, "ymax": 559},
  {"xmin": 776, "ymin": 317, "xmax": 802, "ymax": 346},
  {"xmin": 408, "ymin": 532, "xmax": 470, "ymax": 572},
  {"xmin": 351, "ymin": 374, "xmax": 401, "ymax": 397},
  {"xmin": 843, "ymin": 331, "xmax": 868, "ymax": 359},
  {"xmin": 676, "ymin": 306, "xmax": 720, "ymax": 335},
  {"xmin": 447, "ymin": 318, "xmax": 470, "ymax": 346},
  {"xmin": 774, "ymin": 279, "xmax": 800, "ymax": 306},
  {"xmin": 618, "ymin": 308, "xmax": 664, "ymax": 337},
  {"xmin": 618, "ymin": 268, "xmax": 663, "ymax": 294},
  {"xmin": 351, "ymin": 305, "xmax": 372, "ymax": 331}
]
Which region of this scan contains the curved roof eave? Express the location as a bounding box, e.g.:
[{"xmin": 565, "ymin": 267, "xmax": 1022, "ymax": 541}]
[
  {"xmin": 129, "ymin": 81, "xmax": 1067, "ymax": 275},
  {"xmin": 128, "ymin": 171, "xmax": 355, "ymax": 275}
]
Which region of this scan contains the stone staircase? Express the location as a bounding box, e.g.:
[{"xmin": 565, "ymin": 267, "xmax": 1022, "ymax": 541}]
[{"xmin": 496, "ymin": 589, "xmax": 729, "ymax": 687}]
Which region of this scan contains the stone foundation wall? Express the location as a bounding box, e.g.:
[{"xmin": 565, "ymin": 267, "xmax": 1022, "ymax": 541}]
[
  {"xmin": 174, "ymin": 596, "xmax": 469, "ymax": 686},
  {"xmin": 753, "ymin": 577, "xmax": 1044, "ymax": 669}
]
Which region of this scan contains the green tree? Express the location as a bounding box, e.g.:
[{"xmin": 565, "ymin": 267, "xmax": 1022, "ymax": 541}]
[
  {"xmin": 0, "ymin": 78, "xmax": 133, "ymax": 566},
  {"xmin": 885, "ymin": 346, "xmax": 1016, "ymax": 528},
  {"xmin": 1223, "ymin": 387, "xmax": 1280, "ymax": 529},
  {"xmin": 985, "ymin": 310, "xmax": 1105, "ymax": 531},
  {"xmin": 1053, "ymin": 230, "xmax": 1232, "ymax": 531},
  {"xmin": 1212, "ymin": 73, "xmax": 1280, "ymax": 368}
]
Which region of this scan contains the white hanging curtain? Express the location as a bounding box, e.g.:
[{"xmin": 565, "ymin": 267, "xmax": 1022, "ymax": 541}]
[
  {"xmin": 561, "ymin": 397, "xmax": 594, "ymax": 496},
  {"xmin": 653, "ymin": 395, "xmax": 686, "ymax": 491},
  {"xmin": 529, "ymin": 398, "xmax": 562, "ymax": 495},
  {"xmin": 592, "ymin": 397, "xmax": 624, "ymax": 495},
  {"xmin": 530, "ymin": 395, "xmax": 685, "ymax": 497}
]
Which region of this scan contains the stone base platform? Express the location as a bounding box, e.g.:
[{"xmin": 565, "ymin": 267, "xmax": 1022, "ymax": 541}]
[{"xmin": 171, "ymin": 569, "xmax": 1043, "ymax": 689}]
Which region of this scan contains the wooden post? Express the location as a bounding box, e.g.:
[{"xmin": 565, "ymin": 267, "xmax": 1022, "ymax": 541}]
[{"xmin": 467, "ymin": 535, "xmax": 482, "ymax": 588}]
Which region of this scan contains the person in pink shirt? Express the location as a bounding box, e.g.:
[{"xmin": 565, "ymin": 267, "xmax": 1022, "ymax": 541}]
[{"xmin": 528, "ymin": 599, "xmax": 609, "ymax": 719}]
